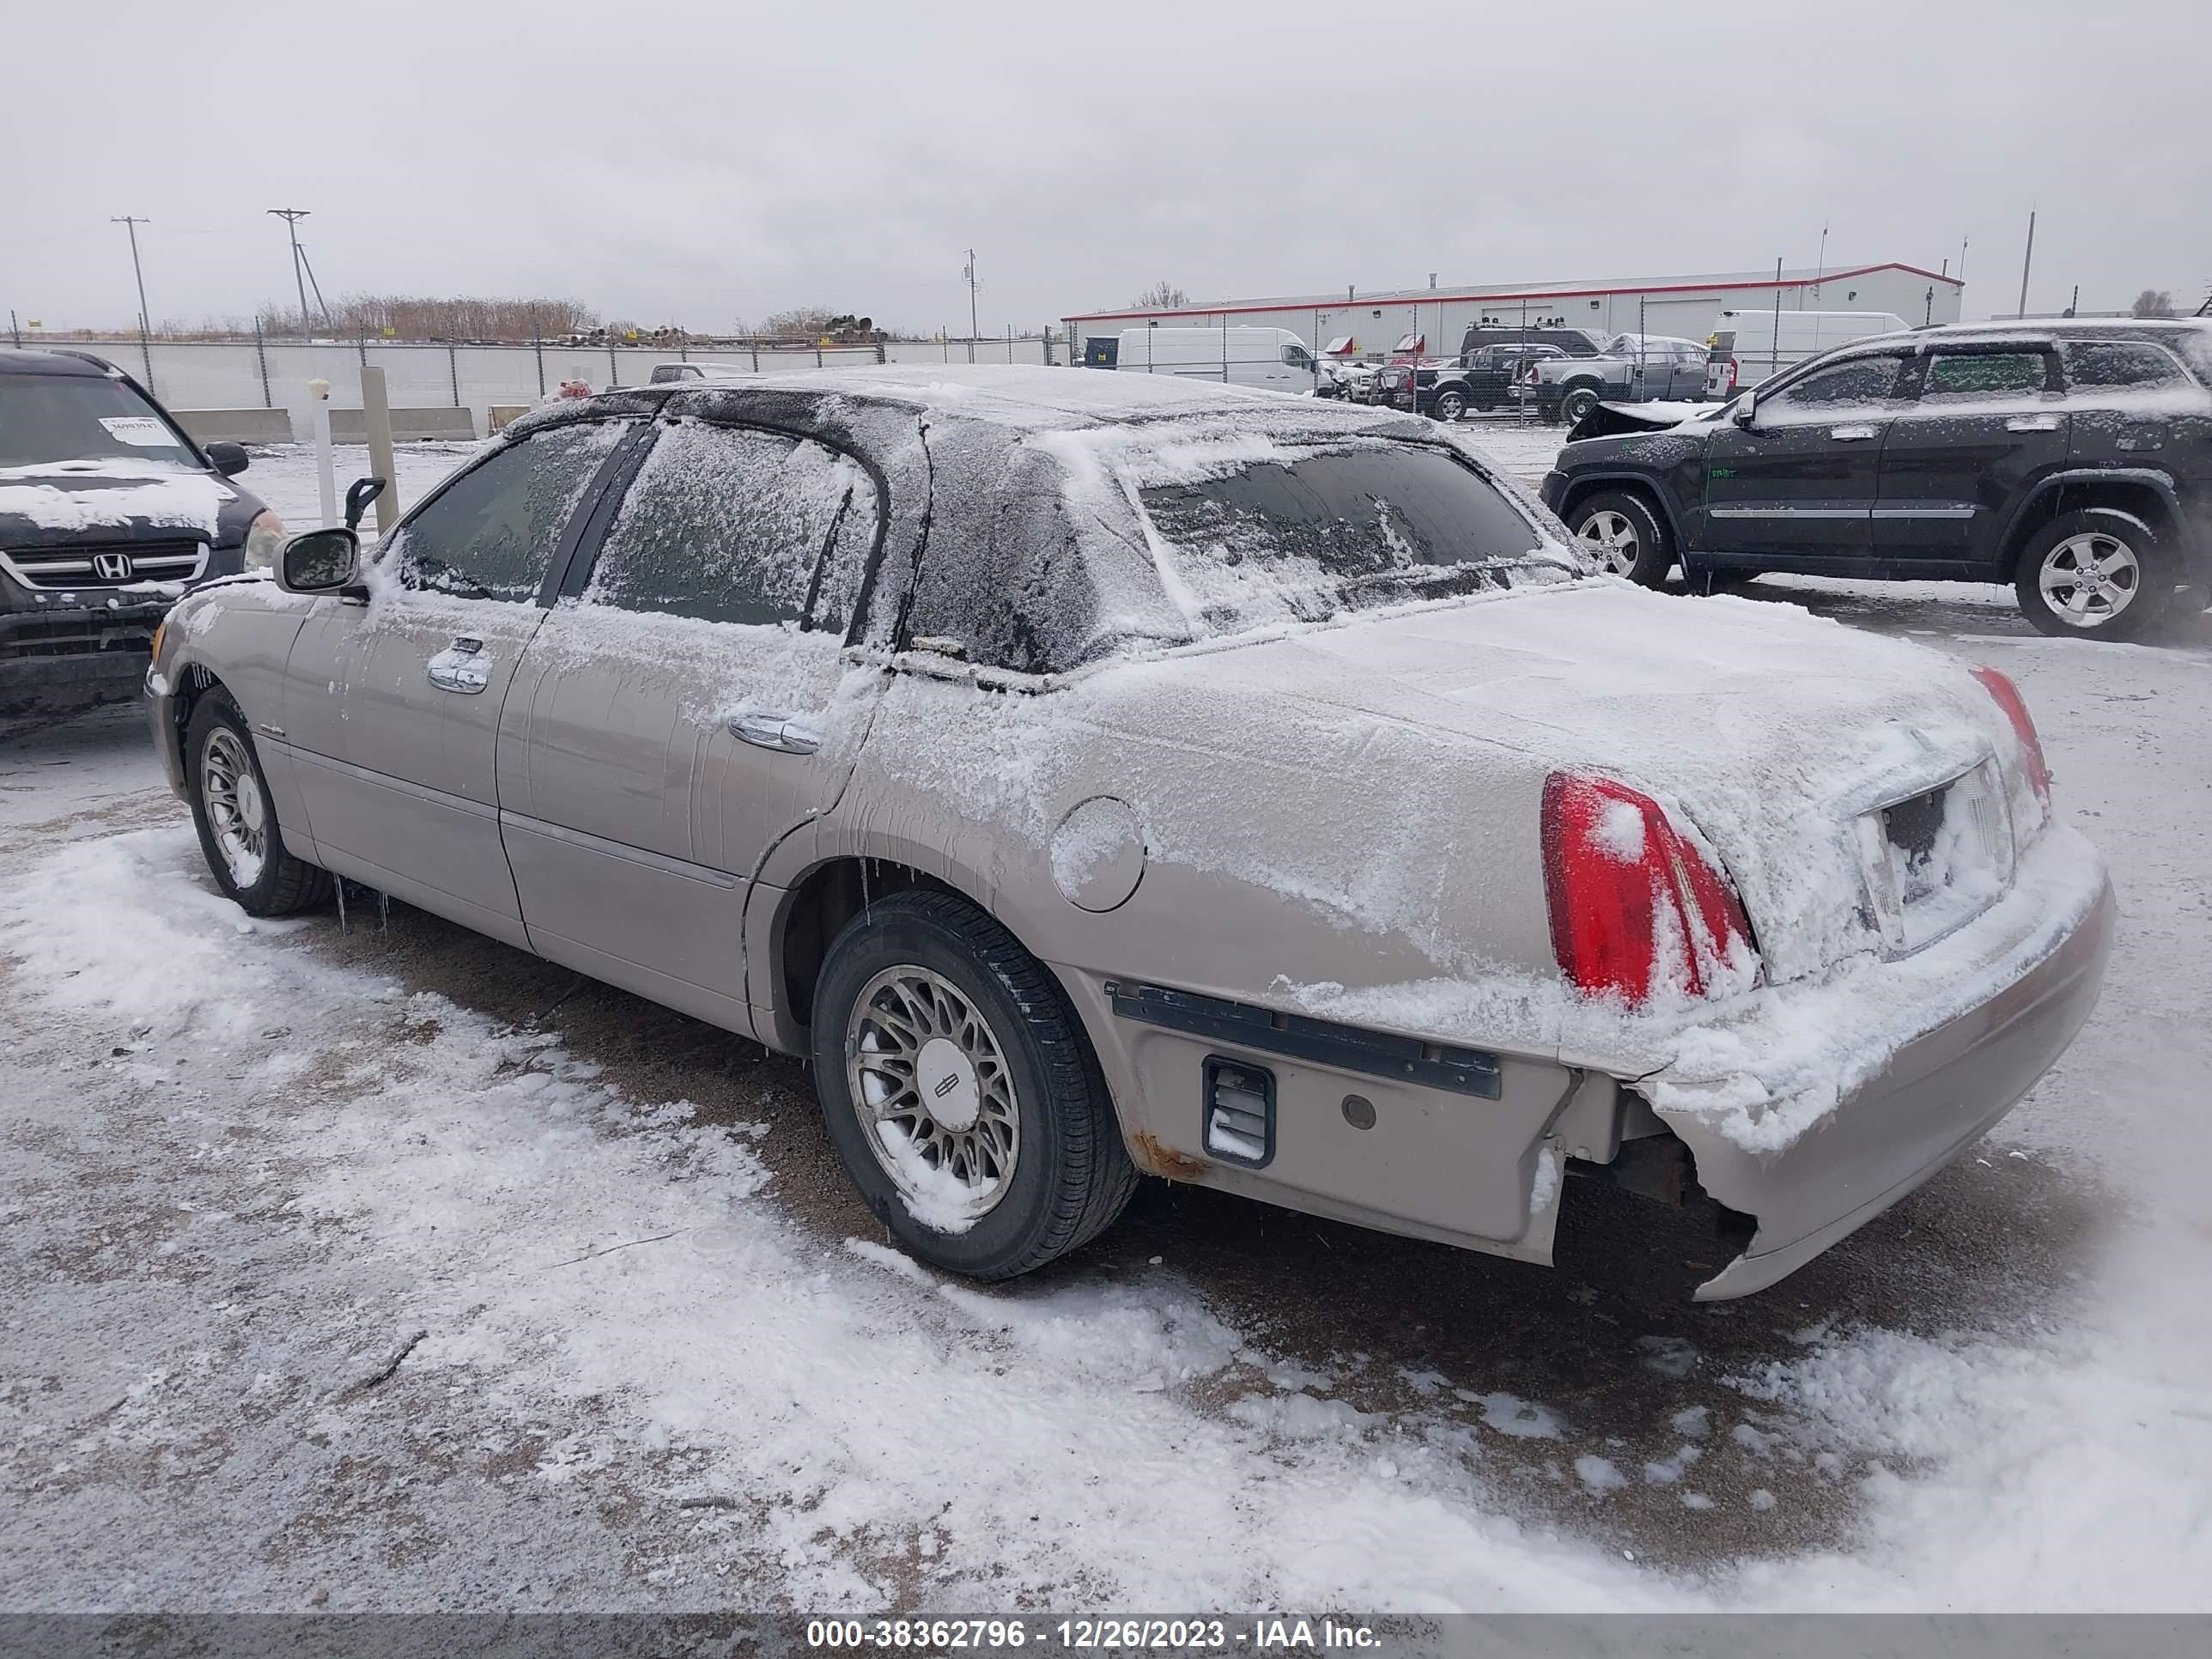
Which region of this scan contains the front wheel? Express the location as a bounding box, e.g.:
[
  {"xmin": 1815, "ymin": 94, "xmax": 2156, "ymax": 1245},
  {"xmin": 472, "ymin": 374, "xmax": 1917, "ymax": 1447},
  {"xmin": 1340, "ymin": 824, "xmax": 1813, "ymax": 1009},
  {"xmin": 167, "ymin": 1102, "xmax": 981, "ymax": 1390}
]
[
  {"xmin": 811, "ymin": 890, "xmax": 1138, "ymax": 1279},
  {"xmin": 185, "ymin": 690, "xmax": 332, "ymax": 915},
  {"xmin": 2014, "ymin": 507, "xmax": 2179, "ymax": 640},
  {"xmin": 1569, "ymin": 490, "xmax": 1674, "ymax": 586},
  {"xmin": 1431, "ymin": 388, "xmax": 1467, "ymax": 422}
]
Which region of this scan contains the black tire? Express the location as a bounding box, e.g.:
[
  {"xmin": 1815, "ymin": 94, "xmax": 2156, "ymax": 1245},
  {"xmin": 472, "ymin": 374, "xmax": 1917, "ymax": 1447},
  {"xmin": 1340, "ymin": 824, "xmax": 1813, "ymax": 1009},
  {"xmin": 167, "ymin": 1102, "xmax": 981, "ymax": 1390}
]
[
  {"xmin": 1559, "ymin": 385, "xmax": 1603, "ymax": 426},
  {"xmin": 185, "ymin": 689, "xmax": 332, "ymax": 916},
  {"xmin": 1431, "ymin": 388, "xmax": 1468, "ymax": 422},
  {"xmin": 811, "ymin": 889, "xmax": 1139, "ymax": 1279},
  {"xmin": 2014, "ymin": 507, "xmax": 2181, "ymax": 641},
  {"xmin": 1569, "ymin": 489, "xmax": 1674, "ymax": 586}
]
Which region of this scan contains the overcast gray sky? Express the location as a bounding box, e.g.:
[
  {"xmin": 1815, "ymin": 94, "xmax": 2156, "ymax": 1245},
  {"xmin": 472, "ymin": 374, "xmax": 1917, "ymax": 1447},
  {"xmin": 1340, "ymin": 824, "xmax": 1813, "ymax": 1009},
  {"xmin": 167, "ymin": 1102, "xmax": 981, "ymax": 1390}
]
[{"xmin": 7, "ymin": 0, "xmax": 2208, "ymax": 334}]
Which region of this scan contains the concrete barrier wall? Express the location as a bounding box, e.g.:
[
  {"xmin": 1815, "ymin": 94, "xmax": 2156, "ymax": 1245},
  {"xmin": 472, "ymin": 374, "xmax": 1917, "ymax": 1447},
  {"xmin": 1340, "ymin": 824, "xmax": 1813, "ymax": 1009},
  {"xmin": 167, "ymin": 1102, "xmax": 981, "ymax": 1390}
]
[
  {"xmin": 331, "ymin": 407, "xmax": 477, "ymax": 442},
  {"xmin": 45, "ymin": 337, "xmax": 1064, "ymax": 442},
  {"xmin": 173, "ymin": 408, "xmax": 293, "ymax": 445}
]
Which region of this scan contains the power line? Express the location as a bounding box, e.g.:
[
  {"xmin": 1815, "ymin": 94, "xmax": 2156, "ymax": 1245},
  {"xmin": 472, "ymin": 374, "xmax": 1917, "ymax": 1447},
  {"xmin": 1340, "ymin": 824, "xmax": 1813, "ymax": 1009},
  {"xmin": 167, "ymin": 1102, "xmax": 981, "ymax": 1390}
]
[
  {"xmin": 268, "ymin": 209, "xmax": 313, "ymax": 334},
  {"xmin": 110, "ymin": 216, "xmax": 155, "ymax": 389}
]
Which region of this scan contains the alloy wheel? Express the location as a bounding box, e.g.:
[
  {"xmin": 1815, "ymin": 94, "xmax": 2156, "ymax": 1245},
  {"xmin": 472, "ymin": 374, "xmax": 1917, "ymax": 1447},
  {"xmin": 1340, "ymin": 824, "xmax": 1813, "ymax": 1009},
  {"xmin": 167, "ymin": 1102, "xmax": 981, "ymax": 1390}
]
[
  {"xmin": 198, "ymin": 727, "xmax": 269, "ymax": 889},
  {"xmin": 2038, "ymin": 532, "xmax": 2141, "ymax": 629},
  {"xmin": 846, "ymin": 964, "xmax": 1021, "ymax": 1224},
  {"xmin": 1577, "ymin": 508, "xmax": 1640, "ymax": 576}
]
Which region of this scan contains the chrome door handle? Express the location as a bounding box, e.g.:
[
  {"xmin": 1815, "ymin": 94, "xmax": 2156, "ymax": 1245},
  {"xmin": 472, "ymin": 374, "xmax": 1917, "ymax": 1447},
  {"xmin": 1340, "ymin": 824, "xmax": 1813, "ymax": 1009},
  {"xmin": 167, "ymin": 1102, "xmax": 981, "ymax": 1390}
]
[
  {"xmin": 425, "ymin": 636, "xmax": 489, "ymax": 695},
  {"xmin": 2005, "ymin": 415, "xmax": 2062, "ymax": 432},
  {"xmin": 729, "ymin": 713, "xmax": 820, "ymax": 755},
  {"xmin": 1829, "ymin": 424, "xmax": 1880, "ymax": 441}
]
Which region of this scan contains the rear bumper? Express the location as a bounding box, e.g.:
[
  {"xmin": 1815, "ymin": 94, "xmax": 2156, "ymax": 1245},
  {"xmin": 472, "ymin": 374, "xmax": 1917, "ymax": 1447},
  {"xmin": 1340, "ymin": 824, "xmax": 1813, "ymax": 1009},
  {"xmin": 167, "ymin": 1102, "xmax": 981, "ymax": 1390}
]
[
  {"xmin": 0, "ymin": 601, "xmax": 169, "ymax": 715},
  {"xmin": 1665, "ymin": 876, "xmax": 2118, "ymax": 1299}
]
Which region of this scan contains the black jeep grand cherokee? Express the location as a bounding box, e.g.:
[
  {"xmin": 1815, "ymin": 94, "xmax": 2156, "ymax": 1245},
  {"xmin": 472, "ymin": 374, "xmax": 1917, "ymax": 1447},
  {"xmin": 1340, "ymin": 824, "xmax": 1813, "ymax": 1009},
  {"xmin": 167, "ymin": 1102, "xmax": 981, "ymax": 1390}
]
[
  {"xmin": 1, "ymin": 349, "xmax": 282, "ymax": 718},
  {"xmin": 1542, "ymin": 319, "xmax": 2212, "ymax": 640}
]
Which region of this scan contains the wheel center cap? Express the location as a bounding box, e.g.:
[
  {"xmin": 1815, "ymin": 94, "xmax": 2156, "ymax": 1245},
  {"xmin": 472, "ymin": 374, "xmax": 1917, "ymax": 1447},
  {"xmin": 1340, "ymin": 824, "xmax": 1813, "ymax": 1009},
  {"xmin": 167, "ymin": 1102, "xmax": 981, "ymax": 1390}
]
[{"xmin": 915, "ymin": 1036, "xmax": 981, "ymax": 1132}]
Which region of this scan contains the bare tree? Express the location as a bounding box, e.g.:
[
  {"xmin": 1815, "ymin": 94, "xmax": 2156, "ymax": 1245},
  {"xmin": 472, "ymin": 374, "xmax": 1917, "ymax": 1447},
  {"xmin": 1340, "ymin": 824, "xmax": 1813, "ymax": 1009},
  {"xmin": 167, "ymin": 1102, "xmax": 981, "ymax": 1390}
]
[
  {"xmin": 2130, "ymin": 289, "xmax": 2177, "ymax": 319},
  {"xmin": 1135, "ymin": 281, "xmax": 1190, "ymax": 309},
  {"xmin": 252, "ymin": 294, "xmax": 599, "ymax": 342}
]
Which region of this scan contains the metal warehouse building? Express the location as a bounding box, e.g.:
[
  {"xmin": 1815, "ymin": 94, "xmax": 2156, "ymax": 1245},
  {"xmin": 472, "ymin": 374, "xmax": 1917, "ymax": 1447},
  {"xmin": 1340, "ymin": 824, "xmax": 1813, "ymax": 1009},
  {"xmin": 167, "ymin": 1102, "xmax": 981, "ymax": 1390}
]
[{"xmin": 1064, "ymin": 262, "xmax": 1965, "ymax": 360}]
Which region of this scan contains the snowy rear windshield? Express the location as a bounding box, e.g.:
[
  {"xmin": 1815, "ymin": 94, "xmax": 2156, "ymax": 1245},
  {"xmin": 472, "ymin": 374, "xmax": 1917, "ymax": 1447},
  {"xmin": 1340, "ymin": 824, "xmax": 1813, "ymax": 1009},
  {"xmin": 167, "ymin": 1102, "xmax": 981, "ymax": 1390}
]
[
  {"xmin": 1133, "ymin": 444, "xmax": 1573, "ymax": 639},
  {"xmin": 0, "ymin": 374, "xmax": 198, "ymax": 471}
]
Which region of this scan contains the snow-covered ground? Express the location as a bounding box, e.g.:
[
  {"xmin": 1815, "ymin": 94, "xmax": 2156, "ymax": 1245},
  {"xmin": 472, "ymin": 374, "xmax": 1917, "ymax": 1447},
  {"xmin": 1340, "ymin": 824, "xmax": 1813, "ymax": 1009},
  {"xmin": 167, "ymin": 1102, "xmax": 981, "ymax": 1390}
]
[
  {"xmin": 234, "ymin": 441, "xmax": 481, "ymax": 533},
  {"xmin": 3, "ymin": 424, "xmax": 2210, "ymax": 1613}
]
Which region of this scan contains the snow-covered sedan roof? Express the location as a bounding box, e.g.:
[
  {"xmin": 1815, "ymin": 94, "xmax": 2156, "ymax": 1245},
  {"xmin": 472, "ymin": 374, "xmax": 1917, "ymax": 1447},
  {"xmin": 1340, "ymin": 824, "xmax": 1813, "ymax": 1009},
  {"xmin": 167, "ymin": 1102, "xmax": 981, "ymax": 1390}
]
[{"xmin": 653, "ymin": 362, "xmax": 1427, "ymax": 436}]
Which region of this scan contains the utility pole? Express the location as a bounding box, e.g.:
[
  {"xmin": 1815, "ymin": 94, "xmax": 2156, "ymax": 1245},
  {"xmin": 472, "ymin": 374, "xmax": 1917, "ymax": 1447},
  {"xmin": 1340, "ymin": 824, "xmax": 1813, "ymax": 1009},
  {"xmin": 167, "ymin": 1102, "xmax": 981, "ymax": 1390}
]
[
  {"xmin": 963, "ymin": 249, "xmax": 979, "ymax": 342},
  {"xmin": 111, "ymin": 216, "xmax": 155, "ymax": 391},
  {"xmin": 269, "ymin": 209, "xmax": 312, "ymax": 336},
  {"xmin": 2016, "ymin": 210, "xmax": 2036, "ymax": 320},
  {"xmin": 1814, "ymin": 222, "xmax": 1828, "ymax": 296}
]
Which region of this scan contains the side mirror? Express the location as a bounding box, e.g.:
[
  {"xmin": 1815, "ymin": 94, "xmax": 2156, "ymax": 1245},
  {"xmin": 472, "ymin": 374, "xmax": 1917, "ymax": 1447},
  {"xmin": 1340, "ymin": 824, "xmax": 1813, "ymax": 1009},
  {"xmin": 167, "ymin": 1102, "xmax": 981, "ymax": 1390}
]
[
  {"xmin": 1731, "ymin": 396, "xmax": 1758, "ymax": 429},
  {"xmin": 343, "ymin": 476, "xmax": 388, "ymax": 532},
  {"xmin": 277, "ymin": 527, "xmax": 361, "ymax": 595},
  {"xmin": 204, "ymin": 441, "xmax": 250, "ymax": 477}
]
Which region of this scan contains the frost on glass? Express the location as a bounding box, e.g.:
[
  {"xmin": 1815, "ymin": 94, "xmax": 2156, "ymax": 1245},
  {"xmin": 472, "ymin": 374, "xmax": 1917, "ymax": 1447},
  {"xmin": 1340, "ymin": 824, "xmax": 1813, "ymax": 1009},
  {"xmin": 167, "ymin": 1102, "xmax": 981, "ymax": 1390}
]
[
  {"xmin": 386, "ymin": 419, "xmax": 627, "ymax": 604},
  {"xmin": 1134, "ymin": 446, "xmax": 1560, "ymax": 636},
  {"xmin": 582, "ymin": 420, "xmax": 879, "ymax": 631}
]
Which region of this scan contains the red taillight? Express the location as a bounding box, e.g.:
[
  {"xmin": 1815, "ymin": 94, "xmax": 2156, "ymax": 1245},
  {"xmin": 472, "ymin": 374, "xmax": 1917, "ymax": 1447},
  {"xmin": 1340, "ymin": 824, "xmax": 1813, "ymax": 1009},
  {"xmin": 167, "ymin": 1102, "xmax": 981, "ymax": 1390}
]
[
  {"xmin": 1970, "ymin": 665, "xmax": 2051, "ymax": 803},
  {"xmin": 1541, "ymin": 773, "xmax": 1756, "ymax": 1006},
  {"xmin": 1724, "ymin": 357, "xmax": 1739, "ymax": 391}
]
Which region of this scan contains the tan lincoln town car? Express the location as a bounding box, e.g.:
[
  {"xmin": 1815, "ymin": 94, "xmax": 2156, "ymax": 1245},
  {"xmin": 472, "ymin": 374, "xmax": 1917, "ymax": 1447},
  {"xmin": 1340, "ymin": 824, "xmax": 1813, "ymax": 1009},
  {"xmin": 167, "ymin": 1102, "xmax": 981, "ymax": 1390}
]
[{"xmin": 146, "ymin": 367, "xmax": 2115, "ymax": 1298}]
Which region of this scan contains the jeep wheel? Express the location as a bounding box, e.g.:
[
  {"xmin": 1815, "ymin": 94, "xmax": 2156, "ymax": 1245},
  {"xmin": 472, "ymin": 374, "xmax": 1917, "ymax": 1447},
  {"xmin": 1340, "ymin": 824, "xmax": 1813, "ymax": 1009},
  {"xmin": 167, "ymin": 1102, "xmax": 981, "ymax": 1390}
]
[
  {"xmin": 1560, "ymin": 386, "xmax": 1603, "ymax": 426},
  {"xmin": 2015, "ymin": 507, "xmax": 2177, "ymax": 641},
  {"xmin": 811, "ymin": 890, "xmax": 1138, "ymax": 1279},
  {"xmin": 186, "ymin": 690, "xmax": 333, "ymax": 916},
  {"xmin": 1570, "ymin": 490, "xmax": 1674, "ymax": 586},
  {"xmin": 1431, "ymin": 388, "xmax": 1468, "ymax": 422}
]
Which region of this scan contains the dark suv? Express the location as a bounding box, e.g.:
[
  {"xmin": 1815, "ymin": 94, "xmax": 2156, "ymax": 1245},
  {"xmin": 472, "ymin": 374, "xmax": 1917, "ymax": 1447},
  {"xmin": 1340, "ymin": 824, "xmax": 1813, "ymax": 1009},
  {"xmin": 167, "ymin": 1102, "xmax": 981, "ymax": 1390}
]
[
  {"xmin": 1, "ymin": 349, "xmax": 282, "ymax": 717},
  {"xmin": 1541, "ymin": 320, "xmax": 2212, "ymax": 639}
]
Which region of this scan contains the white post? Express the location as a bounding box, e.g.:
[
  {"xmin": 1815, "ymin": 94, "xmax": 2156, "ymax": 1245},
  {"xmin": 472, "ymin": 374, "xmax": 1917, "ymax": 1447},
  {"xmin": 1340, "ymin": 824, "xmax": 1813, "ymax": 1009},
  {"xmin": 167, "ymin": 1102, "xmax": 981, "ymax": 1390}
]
[
  {"xmin": 360, "ymin": 365, "xmax": 400, "ymax": 532},
  {"xmin": 308, "ymin": 377, "xmax": 337, "ymax": 528}
]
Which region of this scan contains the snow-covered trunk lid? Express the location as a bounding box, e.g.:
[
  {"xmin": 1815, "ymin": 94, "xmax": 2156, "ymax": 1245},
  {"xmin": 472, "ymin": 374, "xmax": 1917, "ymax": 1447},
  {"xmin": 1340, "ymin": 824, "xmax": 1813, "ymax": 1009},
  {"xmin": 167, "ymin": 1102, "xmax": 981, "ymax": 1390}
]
[{"xmin": 1209, "ymin": 582, "xmax": 2039, "ymax": 987}]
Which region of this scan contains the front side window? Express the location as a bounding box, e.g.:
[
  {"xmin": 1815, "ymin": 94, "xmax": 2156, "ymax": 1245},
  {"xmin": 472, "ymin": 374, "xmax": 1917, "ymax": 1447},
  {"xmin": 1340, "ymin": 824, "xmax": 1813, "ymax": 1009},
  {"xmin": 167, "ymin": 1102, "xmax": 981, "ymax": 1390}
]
[
  {"xmin": 579, "ymin": 420, "xmax": 880, "ymax": 631},
  {"xmin": 2065, "ymin": 341, "xmax": 2191, "ymax": 391},
  {"xmin": 0, "ymin": 371, "xmax": 198, "ymax": 470},
  {"xmin": 1765, "ymin": 354, "xmax": 1909, "ymax": 414},
  {"xmin": 1922, "ymin": 351, "xmax": 2051, "ymax": 399},
  {"xmin": 385, "ymin": 420, "xmax": 628, "ymax": 603}
]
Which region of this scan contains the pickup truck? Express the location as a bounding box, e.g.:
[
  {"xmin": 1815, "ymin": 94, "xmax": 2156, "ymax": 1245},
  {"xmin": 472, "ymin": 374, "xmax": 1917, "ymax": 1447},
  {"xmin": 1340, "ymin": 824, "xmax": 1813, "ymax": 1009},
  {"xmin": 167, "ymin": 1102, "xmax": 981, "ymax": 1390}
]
[{"xmin": 1517, "ymin": 334, "xmax": 1711, "ymax": 424}]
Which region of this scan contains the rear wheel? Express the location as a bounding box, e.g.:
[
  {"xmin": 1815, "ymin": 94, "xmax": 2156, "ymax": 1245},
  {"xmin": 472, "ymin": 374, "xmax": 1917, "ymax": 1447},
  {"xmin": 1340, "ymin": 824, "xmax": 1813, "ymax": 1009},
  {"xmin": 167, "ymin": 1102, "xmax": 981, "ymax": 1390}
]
[
  {"xmin": 1431, "ymin": 388, "xmax": 1468, "ymax": 422},
  {"xmin": 1570, "ymin": 490, "xmax": 1674, "ymax": 586},
  {"xmin": 1560, "ymin": 385, "xmax": 1603, "ymax": 426},
  {"xmin": 2014, "ymin": 507, "xmax": 2178, "ymax": 641},
  {"xmin": 185, "ymin": 690, "xmax": 331, "ymax": 916},
  {"xmin": 811, "ymin": 890, "xmax": 1138, "ymax": 1279}
]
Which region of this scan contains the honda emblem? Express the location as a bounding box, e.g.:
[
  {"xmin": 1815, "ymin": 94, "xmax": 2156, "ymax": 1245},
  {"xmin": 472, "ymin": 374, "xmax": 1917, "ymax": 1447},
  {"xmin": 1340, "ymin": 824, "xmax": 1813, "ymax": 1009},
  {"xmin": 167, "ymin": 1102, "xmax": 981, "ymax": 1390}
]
[{"xmin": 92, "ymin": 552, "xmax": 136, "ymax": 581}]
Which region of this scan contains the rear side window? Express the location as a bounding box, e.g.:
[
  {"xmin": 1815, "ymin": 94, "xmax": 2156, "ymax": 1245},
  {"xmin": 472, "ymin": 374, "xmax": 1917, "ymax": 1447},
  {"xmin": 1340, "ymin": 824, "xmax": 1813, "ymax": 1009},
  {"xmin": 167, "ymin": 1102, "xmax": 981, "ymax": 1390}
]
[
  {"xmin": 1765, "ymin": 354, "xmax": 1908, "ymax": 412},
  {"xmin": 579, "ymin": 420, "xmax": 879, "ymax": 631},
  {"xmin": 387, "ymin": 421, "xmax": 627, "ymax": 604},
  {"xmin": 1923, "ymin": 351, "xmax": 2051, "ymax": 399},
  {"xmin": 2065, "ymin": 341, "xmax": 2191, "ymax": 390}
]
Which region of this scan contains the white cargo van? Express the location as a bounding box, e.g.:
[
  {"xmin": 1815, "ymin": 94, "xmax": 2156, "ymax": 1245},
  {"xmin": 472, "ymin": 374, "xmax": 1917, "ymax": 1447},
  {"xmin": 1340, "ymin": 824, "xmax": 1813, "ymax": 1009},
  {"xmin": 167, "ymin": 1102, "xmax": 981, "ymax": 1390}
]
[
  {"xmin": 1115, "ymin": 325, "xmax": 1316, "ymax": 392},
  {"xmin": 1705, "ymin": 309, "xmax": 1911, "ymax": 396}
]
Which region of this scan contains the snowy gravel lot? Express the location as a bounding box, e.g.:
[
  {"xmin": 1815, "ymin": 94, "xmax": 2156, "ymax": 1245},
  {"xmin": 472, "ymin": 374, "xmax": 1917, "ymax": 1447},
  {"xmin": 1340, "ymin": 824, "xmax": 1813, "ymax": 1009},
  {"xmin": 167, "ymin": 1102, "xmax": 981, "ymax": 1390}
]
[{"xmin": 3, "ymin": 430, "xmax": 2210, "ymax": 1612}]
